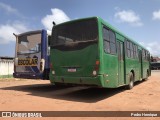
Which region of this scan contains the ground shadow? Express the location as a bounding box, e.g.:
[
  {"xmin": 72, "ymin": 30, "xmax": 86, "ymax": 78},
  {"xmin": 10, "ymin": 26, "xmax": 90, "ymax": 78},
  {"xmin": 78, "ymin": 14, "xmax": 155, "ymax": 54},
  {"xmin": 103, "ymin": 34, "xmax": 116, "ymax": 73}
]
[{"xmin": 1, "ymin": 80, "xmax": 145, "ymax": 103}]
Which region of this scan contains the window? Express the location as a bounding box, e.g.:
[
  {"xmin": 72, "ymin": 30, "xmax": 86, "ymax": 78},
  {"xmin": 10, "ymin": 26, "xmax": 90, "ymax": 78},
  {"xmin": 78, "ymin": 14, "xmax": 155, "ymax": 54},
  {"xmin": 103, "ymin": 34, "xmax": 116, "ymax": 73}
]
[
  {"xmin": 126, "ymin": 40, "xmax": 130, "ymax": 58},
  {"xmin": 130, "ymin": 42, "xmax": 134, "ymax": 58},
  {"xmin": 142, "ymin": 49, "xmax": 148, "ymax": 61},
  {"xmin": 52, "ymin": 18, "xmax": 98, "ymax": 51},
  {"xmin": 147, "ymin": 52, "xmax": 150, "ymax": 61},
  {"xmin": 133, "ymin": 44, "xmax": 136, "ymax": 58},
  {"xmin": 135, "ymin": 45, "xmax": 138, "ymax": 58},
  {"xmin": 142, "ymin": 49, "xmax": 145, "ymax": 59},
  {"xmin": 144, "ymin": 50, "xmax": 149, "ymax": 61},
  {"xmin": 104, "ymin": 40, "xmax": 110, "ymax": 53},
  {"xmin": 126, "ymin": 40, "xmax": 138, "ymax": 59},
  {"xmin": 18, "ymin": 33, "xmax": 41, "ymax": 55},
  {"xmin": 103, "ymin": 27, "xmax": 116, "ymax": 54},
  {"xmin": 103, "ymin": 28, "xmax": 109, "ymax": 40},
  {"xmin": 145, "ymin": 50, "xmax": 147, "ymax": 60},
  {"xmin": 109, "ymin": 31, "xmax": 116, "ymax": 54},
  {"xmin": 133, "ymin": 44, "xmax": 138, "ymax": 59},
  {"xmin": 103, "ymin": 28, "xmax": 110, "ymax": 53}
]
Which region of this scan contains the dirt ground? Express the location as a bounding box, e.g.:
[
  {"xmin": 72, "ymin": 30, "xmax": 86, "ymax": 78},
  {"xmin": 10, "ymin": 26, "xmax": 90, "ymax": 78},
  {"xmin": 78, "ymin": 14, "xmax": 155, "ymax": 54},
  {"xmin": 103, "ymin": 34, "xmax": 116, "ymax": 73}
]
[{"xmin": 0, "ymin": 71, "xmax": 160, "ymax": 119}]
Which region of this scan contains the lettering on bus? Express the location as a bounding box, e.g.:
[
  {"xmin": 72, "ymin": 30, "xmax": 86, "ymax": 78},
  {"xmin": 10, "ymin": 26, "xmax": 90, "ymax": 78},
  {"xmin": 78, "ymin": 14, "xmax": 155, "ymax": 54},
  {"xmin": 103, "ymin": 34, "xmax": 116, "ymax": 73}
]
[{"xmin": 18, "ymin": 58, "xmax": 38, "ymax": 66}]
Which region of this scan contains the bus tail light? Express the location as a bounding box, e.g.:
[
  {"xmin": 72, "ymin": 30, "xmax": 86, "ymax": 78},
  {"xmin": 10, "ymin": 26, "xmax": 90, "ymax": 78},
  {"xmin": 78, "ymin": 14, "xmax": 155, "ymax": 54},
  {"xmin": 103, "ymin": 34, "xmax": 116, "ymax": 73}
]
[
  {"xmin": 40, "ymin": 59, "xmax": 45, "ymax": 72},
  {"xmin": 93, "ymin": 60, "xmax": 100, "ymax": 76},
  {"xmin": 95, "ymin": 60, "xmax": 100, "ymax": 71},
  {"xmin": 50, "ymin": 63, "xmax": 53, "ymax": 69},
  {"xmin": 50, "ymin": 63, "xmax": 55, "ymax": 74}
]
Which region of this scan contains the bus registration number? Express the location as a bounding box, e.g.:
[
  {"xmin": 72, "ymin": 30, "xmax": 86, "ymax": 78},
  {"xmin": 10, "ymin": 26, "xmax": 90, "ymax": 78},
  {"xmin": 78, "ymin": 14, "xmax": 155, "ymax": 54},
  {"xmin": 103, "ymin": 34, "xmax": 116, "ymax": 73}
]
[{"xmin": 68, "ymin": 68, "xmax": 76, "ymax": 72}]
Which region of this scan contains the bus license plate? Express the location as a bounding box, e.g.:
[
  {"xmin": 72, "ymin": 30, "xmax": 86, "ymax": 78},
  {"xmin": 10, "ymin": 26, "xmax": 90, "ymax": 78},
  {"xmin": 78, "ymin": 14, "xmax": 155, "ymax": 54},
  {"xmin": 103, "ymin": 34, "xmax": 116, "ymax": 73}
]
[{"xmin": 68, "ymin": 68, "xmax": 76, "ymax": 72}]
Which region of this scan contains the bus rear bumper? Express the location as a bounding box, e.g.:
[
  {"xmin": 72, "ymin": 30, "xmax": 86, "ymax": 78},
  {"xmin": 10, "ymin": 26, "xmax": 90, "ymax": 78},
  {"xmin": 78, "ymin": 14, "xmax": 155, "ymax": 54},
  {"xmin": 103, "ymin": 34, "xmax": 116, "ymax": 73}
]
[
  {"xmin": 50, "ymin": 75, "xmax": 104, "ymax": 87},
  {"xmin": 13, "ymin": 72, "xmax": 43, "ymax": 79}
]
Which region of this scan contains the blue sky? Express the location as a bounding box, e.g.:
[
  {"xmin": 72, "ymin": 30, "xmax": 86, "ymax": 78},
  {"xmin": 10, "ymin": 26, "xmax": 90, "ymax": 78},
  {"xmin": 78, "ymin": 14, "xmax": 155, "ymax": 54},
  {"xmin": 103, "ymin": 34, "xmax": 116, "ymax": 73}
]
[{"xmin": 0, "ymin": 0, "xmax": 160, "ymax": 57}]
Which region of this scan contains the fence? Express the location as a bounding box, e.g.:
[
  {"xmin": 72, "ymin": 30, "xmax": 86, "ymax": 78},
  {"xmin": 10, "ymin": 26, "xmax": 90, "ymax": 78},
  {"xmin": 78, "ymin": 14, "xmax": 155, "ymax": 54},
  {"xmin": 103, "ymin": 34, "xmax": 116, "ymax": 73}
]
[{"xmin": 0, "ymin": 57, "xmax": 14, "ymax": 78}]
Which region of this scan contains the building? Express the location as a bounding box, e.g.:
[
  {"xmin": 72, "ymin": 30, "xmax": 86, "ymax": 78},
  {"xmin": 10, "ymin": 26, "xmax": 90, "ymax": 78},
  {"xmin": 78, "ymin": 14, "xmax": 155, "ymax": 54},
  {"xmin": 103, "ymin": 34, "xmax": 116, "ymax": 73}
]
[
  {"xmin": 151, "ymin": 56, "xmax": 160, "ymax": 62},
  {"xmin": 0, "ymin": 56, "xmax": 14, "ymax": 78}
]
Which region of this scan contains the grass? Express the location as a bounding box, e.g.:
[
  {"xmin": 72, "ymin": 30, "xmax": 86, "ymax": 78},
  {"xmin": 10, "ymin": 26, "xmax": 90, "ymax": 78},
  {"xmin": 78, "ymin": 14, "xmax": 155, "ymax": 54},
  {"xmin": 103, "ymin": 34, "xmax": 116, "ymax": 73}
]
[{"xmin": 0, "ymin": 75, "xmax": 13, "ymax": 78}]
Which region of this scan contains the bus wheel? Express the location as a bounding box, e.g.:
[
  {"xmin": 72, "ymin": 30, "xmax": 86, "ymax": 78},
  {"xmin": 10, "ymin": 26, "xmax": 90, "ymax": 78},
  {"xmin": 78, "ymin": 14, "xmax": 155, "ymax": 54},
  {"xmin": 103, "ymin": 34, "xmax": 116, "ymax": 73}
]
[
  {"xmin": 145, "ymin": 70, "xmax": 149, "ymax": 81},
  {"xmin": 127, "ymin": 73, "xmax": 134, "ymax": 90}
]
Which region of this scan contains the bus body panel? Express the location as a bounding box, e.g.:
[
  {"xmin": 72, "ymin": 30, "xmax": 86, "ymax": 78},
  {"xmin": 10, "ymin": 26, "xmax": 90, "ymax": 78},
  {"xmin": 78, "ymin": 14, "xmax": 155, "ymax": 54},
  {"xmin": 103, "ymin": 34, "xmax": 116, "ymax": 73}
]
[
  {"xmin": 50, "ymin": 17, "xmax": 150, "ymax": 88},
  {"xmin": 41, "ymin": 29, "xmax": 50, "ymax": 79},
  {"xmin": 142, "ymin": 61, "xmax": 149, "ymax": 78},
  {"xmin": 13, "ymin": 29, "xmax": 50, "ymax": 79},
  {"xmin": 115, "ymin": 33, "xmax": 125, "ymax": 86},
  {"xmin": 50, "ymin": 44, "xmax": 98, "ymax": 77},
  {"xmin": 117, "ymin": 40, "xmax": 125, "ymax": 86},
  {"xmin": 50, "ymin": 75, "xmax": 104, "ymax": 87}
]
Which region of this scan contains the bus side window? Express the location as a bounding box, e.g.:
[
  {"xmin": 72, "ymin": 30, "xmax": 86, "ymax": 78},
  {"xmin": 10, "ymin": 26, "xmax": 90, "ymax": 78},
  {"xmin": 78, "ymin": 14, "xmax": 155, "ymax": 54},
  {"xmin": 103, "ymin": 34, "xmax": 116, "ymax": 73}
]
[
  {"xmin": 109, "ymin": 31, "xmax": 116, "ymax": 54},
  {"xmin": 130, "ymin": 42, "xmax": 133, "ymax": 58},
  {"xmin": 133, "ymin": 44, "xmax": 136, "ymax": 59},
  {"xmin": 126, "ymin": 40, "xmax": 131, "ymax": 58},
  {"xmin": 103, "ymin": 27, "xmax": 110, "ymax": 53},
  {"xmin": 146, "ymin": 51, "xmax": 148, "ymax": 61},
  {"xmin": 148, "ymin": 52, "xmax": 150, "ymax": 61},
  {"xmin": 142, "ymin": 49, "xmax": 145, "ymax": 60},
  {"xmin": 135, "ymin": 45, "xmax": 138, "ymax": 59},
  {"xmin": 138, "ymin": 50, "xmax": 141, "ymax": 62},
  {"xmin": 103, "ymin": 27, "xmax": 116, "ymax": 54}
]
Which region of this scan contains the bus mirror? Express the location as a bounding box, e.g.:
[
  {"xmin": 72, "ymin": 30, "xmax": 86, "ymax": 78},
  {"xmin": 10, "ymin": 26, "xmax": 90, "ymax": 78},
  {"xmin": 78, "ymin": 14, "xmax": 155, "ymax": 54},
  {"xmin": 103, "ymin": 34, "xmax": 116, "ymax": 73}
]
[
  {"xmin": 53, "ymin": 21, "xmax": 56, "ymax": 26},
  {"xmin": 13, "ymin": 33, "xmax": 17, "ymax": 37}
]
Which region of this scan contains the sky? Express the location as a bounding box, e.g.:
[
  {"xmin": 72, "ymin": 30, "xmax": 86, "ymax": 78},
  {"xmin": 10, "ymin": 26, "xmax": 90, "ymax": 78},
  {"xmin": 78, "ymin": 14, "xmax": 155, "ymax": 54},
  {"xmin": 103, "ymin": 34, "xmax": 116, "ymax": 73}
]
[{"xmin": 0, "ymin": 0, "xmax": 160, "ymax": 57}]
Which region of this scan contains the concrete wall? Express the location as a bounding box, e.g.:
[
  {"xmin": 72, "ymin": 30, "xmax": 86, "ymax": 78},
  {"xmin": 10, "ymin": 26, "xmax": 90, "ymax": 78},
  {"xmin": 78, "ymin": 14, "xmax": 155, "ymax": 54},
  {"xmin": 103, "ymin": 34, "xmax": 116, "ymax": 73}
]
[{"xmin": 0, "ymin": 57, "xmax": 14, "ymax": 78}]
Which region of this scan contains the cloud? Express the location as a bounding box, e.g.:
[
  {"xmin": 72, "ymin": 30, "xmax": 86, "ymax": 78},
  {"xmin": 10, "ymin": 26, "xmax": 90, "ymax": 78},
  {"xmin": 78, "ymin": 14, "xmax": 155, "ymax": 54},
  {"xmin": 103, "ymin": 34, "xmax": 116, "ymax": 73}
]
[
  {"xmin": 152, "ymin": 10, "xmax": 160, "ymax": 20},
  {"xmin": 41, "ymin": 8, "xmax": 70, "ymax": 30},
  {"xmin": 114, "ymin": 10, "xmax": 143, "ymax": 26},
  {"xmin": 0, "ymin": 2, "xmax": 26, "ymax": 19},
  {"xmin": 140, "ymin": 41, "xmax": 160, "ymax": 56},
  {"xmin": 0, "ymin": 2, "xmax": 18, "ymax": 15},
  {"xmin": 0, "ymin": 22, "xmax": 29, "ymax": 44}
]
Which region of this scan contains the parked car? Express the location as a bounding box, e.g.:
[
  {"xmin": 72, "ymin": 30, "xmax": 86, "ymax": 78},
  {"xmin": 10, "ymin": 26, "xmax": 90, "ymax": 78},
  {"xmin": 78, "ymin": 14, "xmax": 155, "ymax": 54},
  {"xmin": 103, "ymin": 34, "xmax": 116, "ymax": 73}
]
[{"xmin": 151, "ymin": 62, "xmax": 160, "ymax": 70}]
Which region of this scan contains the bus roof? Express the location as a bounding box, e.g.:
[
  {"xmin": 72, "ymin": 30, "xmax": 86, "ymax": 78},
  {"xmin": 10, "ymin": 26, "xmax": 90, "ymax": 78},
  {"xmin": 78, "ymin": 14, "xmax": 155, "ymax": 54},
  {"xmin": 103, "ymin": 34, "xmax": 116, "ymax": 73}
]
[
  {"xmin": 98, "ymin": 17, "xmax": 148, "ymax": 51},
  {"xmin": 14, "ymin": 29, "xmax": 51, "ymax": 36},
  {"xmin": 53, "ymin": 16, "xmax": 149, "ymax": 52}
]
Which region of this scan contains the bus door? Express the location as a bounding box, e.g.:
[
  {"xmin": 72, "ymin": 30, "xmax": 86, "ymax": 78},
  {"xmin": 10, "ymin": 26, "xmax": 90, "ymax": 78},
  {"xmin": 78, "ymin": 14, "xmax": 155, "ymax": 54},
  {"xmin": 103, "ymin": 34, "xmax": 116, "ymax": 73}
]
[
  {"xmin": 117, "ymin": 41, "xmax": 125, "ymax": 85},
  {"xmin": 138, "ymin": 49, "xmax": 143, "ymax": 79}
]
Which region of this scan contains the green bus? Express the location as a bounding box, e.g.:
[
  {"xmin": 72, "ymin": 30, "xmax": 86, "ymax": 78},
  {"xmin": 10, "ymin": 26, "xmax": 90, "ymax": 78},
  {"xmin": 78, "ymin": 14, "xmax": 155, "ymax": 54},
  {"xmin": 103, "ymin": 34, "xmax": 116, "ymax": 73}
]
[{"xmin": 49, "ymin": 17, "xmax": 151, "ymax": 89}]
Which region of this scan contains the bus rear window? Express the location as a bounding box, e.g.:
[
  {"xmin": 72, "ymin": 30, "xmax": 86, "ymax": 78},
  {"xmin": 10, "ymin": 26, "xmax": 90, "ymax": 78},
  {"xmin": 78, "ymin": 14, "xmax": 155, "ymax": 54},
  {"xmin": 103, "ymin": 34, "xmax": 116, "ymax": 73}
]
[
  {"xmin": 17, "ymin": 33, "xmax": 41, "ymax": 54},
  {"xmin": 51, "ymin": 18, "xmax": 98, "ymax": 47}
]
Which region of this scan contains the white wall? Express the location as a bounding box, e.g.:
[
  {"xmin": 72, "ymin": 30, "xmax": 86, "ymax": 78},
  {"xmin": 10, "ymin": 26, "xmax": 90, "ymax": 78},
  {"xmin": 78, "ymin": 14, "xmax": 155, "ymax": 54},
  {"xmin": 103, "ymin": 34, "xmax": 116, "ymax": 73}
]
[{"xmin": 0, "ymin": 59, "xmax": 14, "ymax": 77}]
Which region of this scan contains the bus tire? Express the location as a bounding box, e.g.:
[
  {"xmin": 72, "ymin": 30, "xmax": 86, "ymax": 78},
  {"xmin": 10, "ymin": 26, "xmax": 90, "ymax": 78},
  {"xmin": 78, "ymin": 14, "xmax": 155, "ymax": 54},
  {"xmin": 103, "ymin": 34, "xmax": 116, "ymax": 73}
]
[
  {"xmin": 145, "ymin": 70, "xmax": 149, "ymax": 81},
  {"xmin": 127, "ymin": 72, "xmax": 134, "ymax": 90}
]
